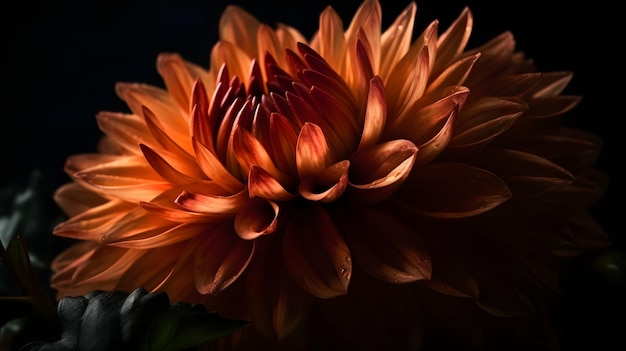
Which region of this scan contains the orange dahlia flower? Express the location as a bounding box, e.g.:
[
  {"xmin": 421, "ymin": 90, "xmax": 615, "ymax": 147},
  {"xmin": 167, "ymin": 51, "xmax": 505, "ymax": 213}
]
[{"xmin": 50, "ymin": 0, "xmax": 610, "ymax": 349}]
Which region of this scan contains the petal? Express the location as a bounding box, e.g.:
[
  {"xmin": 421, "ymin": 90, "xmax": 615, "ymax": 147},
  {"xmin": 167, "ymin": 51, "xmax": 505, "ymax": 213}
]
[
  {"xmin": 315, "ymin": 5, "xmax": 346, "ymax": 73},
  {"xmin": 248, "ymin": 165, "xmax": 296, "ymax": 201},
  {"xmin": 219, "ymin": 5, "xmax": 260, "ymax": 59},
  {"xmin": 449, "ymin": 97, "xmax": 527, "ymax": 150},
  {"xmin": 96, "ymin": 111, "xmax": 154, "ymax": 155},
  {"xmin": 175, "ymin": 188, "xmax": 248, "ymax": 216},
  {"xmin": 357, "ymin": 76, "xmax": 386, "ymax": 151},
  {"xmin": 115, "ymin": 82, "xmax": 189, "ymax": 143},
  {"xmin": 192, "ymin": 224, "xmax": 254, "ymax": 294},
  {"xmin": 101, "ymin": 206, "xmax": 176, "ymax": 245},
  {"xmin": 156, "ymin": 53, "xmax": 198, "ymax": 111},
  {"xmin": 53, "ymin": 182, "xmax": 109, "ymax": 216},
  {"xmin": 466, "ymin": 149, "xmax": 575, "ymax": 198},
  {"xmin": 433, "ymin": 6, "xmax": 473, "ymax": 74},
  {"xmin": 282, "ymin": 205, "xmax": 352, "ymax": 298},
  {"xmin": 397, "ymin": 162, "xmax": 512, "ymax": 218},
  {"xmin": 246, "ymin": 251, "xmax": 314, "ymax": 340},
  {"xmin": 348, "ymin": 139, "xmax": 417, "ymax": 204},
  {"xmin": 140, "ymin": 144, "xmax": 205, "ymax": 185},
  {"xmin": 232, "ymin": 126, "xmax": 289, "ymax": 184},
  {"xmin": 299, "ymin": 160, "xmax": 350, "ymax": 203},
  {"xmin": 234, "ymin": 198, "xmax": 279, "ymax": 240},
  {"xmin": 53, "ymin": 199, "xmax": 135, "ymax": 240},
  {"xmin": 340, "ymin": 205, "xmax": 431, "ymax": 283},
  {"xmin": 295, "ymin": 122, "xmax": 332, "ymax": 178},
  {"xmin": 380, "ymin": 1, "xmax": 416, "ymax": 78},
  {"xmin": 192, "ymin": 137, "xmax": 244, "ymax": 193},
  {"xmin": 115, "ymin": 243, "xmax": 184, "ymax": 292}
]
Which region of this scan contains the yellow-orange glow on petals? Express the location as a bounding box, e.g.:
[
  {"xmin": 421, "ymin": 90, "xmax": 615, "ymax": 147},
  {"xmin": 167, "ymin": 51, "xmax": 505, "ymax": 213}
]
[
  {"xmin": 232, "ymin": 127, "xmax": 290, "ymax": 184},
  {"xmin": 69, "ymin": 154, "xmax": 171, "ymax": 203},
  {"xmin": 219, "ymin": 5, "xmax": 261, "ymax": 60},
  {"xmin": 53, "ymin": 199, "xmax": 135, "ymax": 241},
  {"xmin": 296, "ymin": 123, "xmax": 333, "ymax": 178},
  {"xmin": 95, "ymin": 111, "xmax": 157, "ymax": 155},
  {"xmin": 433, "ymin": 6, "xmax": 473, "ymax": 76},
  {"xmin": 282, "ymin": 205, "xmax": 352, "ymax": 299},
  {"xmin": 115, "ymin": 82, "xmax": 190, "ymax": 147},
  {"xmin": 156, "ymin": 52, "xmax": 210, "ymax": 111},
  {"xmin": 341, "ymin": 205, "xmax": 432, "ymax": 283},
  {"xmin": 192, "ymin": 137, "xmax": 245, "ymax": 193},
  {"xmin": 379, "ymin": 2, "xmax": 416, "ymax": 79},
  {"xmin": 53, "ymin": 182, "xmax": 110, "ymax": 216},
  {"xmin": 357, "ymin": 76, "xmax": 386, "ymax": 151},
  {"xmin": 234, "ymin": 198, "xmax": 279, "ymax": 240},
  {"xmin": 175, "ymin": 188, "xmax": 248, "ymax": 215},
  {"xmin": 398, "ymin": 163, "xmax": 512, "ymax": 218},
  {"xmin": 140, "ymin": 144, "xmax": 207, "ymax": 186},
  {"xmin": 384, "ymin": 21, "xmax": 438, "ymax": 116}
]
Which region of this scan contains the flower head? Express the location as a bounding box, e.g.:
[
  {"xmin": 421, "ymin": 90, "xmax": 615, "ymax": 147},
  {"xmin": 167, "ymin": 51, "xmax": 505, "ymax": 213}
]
[{"xmin": 50, "ymin": 1, "xmax": 610, "ymax": 349}]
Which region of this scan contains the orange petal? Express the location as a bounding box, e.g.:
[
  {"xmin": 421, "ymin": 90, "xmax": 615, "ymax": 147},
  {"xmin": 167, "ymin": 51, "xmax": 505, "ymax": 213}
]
[
  {"xmin": 296, "ymin": 122, "xmax": 332, "ymax": 178},
  {"xmin": 95, "ymin": 111, "xmax": 153, "ymax": 155},
  {"xmin": 398, "ymin": 162, "xmax": 512, "ymax": 218},
  {"xmin": 299, "ymin": 160, "xmax": 349, "ymax": 203},
  {"xmin": 282, "ymin": 205, "xmax": 351, "ymax": 298},
  {"xmin": 341, "ymin": 205, "xmax": 431, "ymax": 283},
  {"xmin": 156, "ymin": 53, "xmax": 197, "ymax": 111},
  {"xmin": 140, "ymin": 144, "xmax": 204, "ymax": 185},
  {"xmin": 234, "ymin": 198, "xmax": 279, "ymax": 240},
  {"xmin": 53, "ymin": 182, "xmax": 108, "ymax": 216},
  {"xmin": 248, "ymin": 165, "xmax": 296, "ymax": 201},
  {"xmin": 434, "ymin": 7, "xmax": 473, "ymax": 73},
  {"xmin": 357, "ymin": 76, "xmax": 386, "ymax": 151},
  {"xmin": 175, "ymin": 188, "xmax": 248, "ymax": 215},
  {"xmin": 53, "ymin": 199, "xmax": 134, "ymax": 240},
  {"xmin": 380, "ymin": 1, "xmax": 416, "ymax": 78},
  {"xmin": 192, "ymin": 137, "xmax": 244, "ymax": 193},
  {"xmin": 232, "ymin": 126, "xmax": 289, "ymax": 184},
  {"xmin": 71, "ymin": 246, "xmax": 141, "ymax": 287},
  {"xmin": 219, "ymin": 5, "xmax": 260, "ymax": 59},
  {"xmin": 348, "ymin": 139, "xmax": 417, "ymax": 203}
]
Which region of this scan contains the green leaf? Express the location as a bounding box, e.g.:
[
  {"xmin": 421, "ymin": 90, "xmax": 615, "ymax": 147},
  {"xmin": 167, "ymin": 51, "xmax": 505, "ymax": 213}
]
[{"xmin": 142, "ymin": 300, "xmax": 249, "ymax": 351}]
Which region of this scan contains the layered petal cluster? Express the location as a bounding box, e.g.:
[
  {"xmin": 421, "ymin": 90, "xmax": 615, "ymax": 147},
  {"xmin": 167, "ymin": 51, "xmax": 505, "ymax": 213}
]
[{"xmin": 50, "ymin": 1, "xmax": 610, "ymax": 349}]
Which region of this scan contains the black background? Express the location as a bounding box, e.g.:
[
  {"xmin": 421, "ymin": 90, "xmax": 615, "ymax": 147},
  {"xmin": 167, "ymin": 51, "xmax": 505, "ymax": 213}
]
[{"xmin": 1, "ymin": 0, "xmax": 623, "ymax": 349}]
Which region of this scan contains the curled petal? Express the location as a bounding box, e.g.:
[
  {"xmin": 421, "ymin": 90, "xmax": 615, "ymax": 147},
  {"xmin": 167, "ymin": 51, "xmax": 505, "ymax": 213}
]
[
  {"xmin": 234, "ymin": 198, "xmax": 279, "ymax": 240},
  {"xmin": 348, "ymin": 139, "xmax": 417, "ymax": 204},
  {"xmin": 299, "ymin": 160, "xmax": 350, "ymax": 203},
  {"xmin": 340, "ymin": 205, "xmax": 431, "ymax": 283},
  {"xmin": 175, "ymin": 188, "xmax": 248, "ymax": 215},
  {"xmin": 283, "ymin": 205, "xmax": 352, "ymax": 298},
  {"xmin": 398, "ymin": 162, "xmax": 512, "ymax": 218},
  {"xmin": 380, "ymin": 1, "xmax": 416, "ymax": 78}
]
